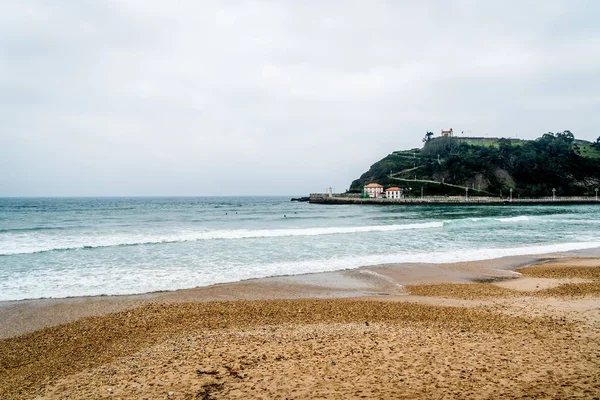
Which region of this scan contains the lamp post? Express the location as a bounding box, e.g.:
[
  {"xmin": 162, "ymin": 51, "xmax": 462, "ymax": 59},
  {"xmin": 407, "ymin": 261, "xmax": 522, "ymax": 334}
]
[
  {"xmin": 510, "ymin": 188, "xmax": 513, "ymax": 202},
  {"xmin": 465, "ymin": 187, "xmax": 469, "ymax": 201},
  {"xmin": 421, "ymin": 187, "xmax": 424, "ymax": 200},
  {"xmin": 552, "ymin": 188, "xmax": 556, "ymax": 201},
  {"xmin": 596, "ymin": 188, "xmax": 598, "ymax": 201}
]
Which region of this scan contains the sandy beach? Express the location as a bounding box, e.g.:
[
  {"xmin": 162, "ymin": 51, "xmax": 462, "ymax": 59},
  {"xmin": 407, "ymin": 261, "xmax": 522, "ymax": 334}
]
[
  {"xmin": 5, "ymin": 1, "xmax": 600, "ymax": 398},
  {"xmin": 1, "ymin": 254, "xmax": 600, "ymax": 399}
]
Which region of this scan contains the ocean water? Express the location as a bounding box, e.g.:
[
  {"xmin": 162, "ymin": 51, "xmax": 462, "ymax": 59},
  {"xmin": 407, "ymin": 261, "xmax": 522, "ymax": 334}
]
[{"xmin": 1, "ymin": 197, "xmax": 599, "ymax": 301}]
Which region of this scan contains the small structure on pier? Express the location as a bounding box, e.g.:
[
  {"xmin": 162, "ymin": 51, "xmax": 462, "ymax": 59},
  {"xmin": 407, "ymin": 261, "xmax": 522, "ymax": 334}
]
[
  {"xmin": 364, "ymin": 183, "xmax": 384, "ymax": 198},
  {"xmin": 385, "ymin": 187, "xmax": 402, "ymax": 199}
]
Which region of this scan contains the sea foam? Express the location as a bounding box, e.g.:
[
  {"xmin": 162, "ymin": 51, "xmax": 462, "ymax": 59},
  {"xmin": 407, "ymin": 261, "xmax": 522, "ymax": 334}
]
[
  {"xmin": 2, "ymin": 240, "xmax": 599, "ymax": 302},
  {"xmin": 0, "ymin": 222, "xmax": 444, "ymax": 256}
]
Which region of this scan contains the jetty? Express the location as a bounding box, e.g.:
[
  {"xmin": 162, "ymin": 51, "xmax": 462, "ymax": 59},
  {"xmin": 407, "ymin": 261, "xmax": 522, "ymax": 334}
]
[{"xmin": 309, "ymin": 193, "xmax": 600, "ymax": 206}]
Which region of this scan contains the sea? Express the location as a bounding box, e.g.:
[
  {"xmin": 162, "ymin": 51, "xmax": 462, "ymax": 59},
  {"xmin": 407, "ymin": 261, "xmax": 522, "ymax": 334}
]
[{"xmin": 1, "ymin": 197, "xmax": 599, "ymax": 302}]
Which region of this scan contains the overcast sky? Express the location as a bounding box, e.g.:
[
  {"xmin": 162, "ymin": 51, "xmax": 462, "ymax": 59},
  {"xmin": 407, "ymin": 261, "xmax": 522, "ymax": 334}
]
[{"xmin": 1, "ymin": 1, "xmax": 599, "ymax": 196}]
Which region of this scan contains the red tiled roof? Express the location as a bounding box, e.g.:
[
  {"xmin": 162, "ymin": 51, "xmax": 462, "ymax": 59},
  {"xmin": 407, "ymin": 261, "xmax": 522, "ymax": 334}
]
[
  {"xmin": 365, "ymin": 183, "xmax": 383, "ymax": 188},
  {"xmin": 385, "ymin": 187, "xmax": 400, "ymax": 191}
]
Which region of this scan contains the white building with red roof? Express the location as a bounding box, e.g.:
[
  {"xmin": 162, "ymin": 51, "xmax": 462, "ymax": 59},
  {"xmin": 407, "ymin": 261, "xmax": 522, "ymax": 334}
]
[
  {"xmin": 364, "ymin": 183, "xmax": 384, "ymax": 198},
  {"xmin": 385, "ymin": 187, "xmax": 402, "ymax": 199}
]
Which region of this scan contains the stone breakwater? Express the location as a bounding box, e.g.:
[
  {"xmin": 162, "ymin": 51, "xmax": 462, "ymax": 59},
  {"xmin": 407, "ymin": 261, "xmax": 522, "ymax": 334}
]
[{"xmin": 309, "ymin": 194, "xmax": 600, "ymax": 205}]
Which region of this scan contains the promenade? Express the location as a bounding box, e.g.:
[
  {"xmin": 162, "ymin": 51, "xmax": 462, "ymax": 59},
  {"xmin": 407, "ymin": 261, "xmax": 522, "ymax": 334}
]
[{"xmin": 309, "ymin": 194, "xmax": 600, "ymax": 205}]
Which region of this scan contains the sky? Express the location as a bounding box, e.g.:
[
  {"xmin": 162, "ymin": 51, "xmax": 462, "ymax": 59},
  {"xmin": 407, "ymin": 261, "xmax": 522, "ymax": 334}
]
[{"xmin": 1, "ymin": 1, "xmax": 600, "ymax": 196}]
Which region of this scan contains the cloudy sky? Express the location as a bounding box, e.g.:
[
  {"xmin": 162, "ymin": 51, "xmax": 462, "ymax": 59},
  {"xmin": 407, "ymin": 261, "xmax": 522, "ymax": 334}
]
[{"xmin": 1, "ymin": 1, "xmax": 599, "ymax": 196}]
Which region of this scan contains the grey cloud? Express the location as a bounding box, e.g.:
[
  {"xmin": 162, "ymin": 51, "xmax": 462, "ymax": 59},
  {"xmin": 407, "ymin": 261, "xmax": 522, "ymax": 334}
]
[{"xmin": 1, "ymin": 1, "xmax": 600, "ymax": 196}]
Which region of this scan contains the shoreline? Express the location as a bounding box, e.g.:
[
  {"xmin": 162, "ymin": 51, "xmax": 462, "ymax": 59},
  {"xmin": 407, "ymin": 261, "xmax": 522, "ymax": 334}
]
[
  {"xmin": 2, "ymin": 248, "xmax": 598, "ymax": 339},
  {"xmin": 0, "ymin": 253, "xmax": 539, "ymax": 304},
  {"xmin": 2, "ymin": 254, "xmax": 599, "ymax": 398},
  {"xmin": 3, "ymin": 243, "xmax": 600, "ymax": 304}
]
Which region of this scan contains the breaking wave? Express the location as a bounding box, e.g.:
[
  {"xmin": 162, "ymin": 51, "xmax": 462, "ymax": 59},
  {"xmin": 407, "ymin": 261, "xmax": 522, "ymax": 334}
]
[
  {"xmin": 0, "ymin": 222, "xmax": 443, "ymax": 256},
  {"xmin": 443, "ymin": 215, "xmax": 531, "ymax": 227}
]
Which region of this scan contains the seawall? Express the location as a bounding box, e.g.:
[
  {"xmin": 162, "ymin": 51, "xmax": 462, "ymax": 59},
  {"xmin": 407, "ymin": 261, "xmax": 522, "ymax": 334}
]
[{"xmin": 309, "ymin": 194, "xmax": 600, "ymax": 206}]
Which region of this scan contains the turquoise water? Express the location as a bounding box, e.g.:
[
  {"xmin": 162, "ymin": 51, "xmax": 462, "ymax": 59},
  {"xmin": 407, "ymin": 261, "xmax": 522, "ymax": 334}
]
[{"xmin": 1, "ymin": 197, "xmax": 599, "ymax": 301}]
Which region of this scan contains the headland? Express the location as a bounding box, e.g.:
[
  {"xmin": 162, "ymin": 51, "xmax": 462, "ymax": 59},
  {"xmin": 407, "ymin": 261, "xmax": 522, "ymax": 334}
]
[{"xmin": 346, "ymin": 131, "xmax": 600, "ymax": 200}]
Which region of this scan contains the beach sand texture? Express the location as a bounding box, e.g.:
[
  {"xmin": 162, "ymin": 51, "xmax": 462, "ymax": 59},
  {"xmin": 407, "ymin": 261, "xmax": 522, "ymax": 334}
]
[{"xmin": 1, "ymin": 257, "xmax": 599, "ymax": 399}]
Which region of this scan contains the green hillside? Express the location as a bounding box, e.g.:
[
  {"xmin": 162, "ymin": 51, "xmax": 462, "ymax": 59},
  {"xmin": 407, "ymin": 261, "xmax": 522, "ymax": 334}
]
[{"xmin": 349, "ymin": 131, "xmax": 600, "ymax": 197}]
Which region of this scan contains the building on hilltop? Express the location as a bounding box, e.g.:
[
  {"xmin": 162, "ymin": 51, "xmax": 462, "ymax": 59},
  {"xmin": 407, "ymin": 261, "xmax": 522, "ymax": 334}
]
[
  {"xmin": 385, "ymin": 187, "xmax": 402, "ymax": 199},
  {"xmin": 441, "ymin": 128, "xmax": 453, "ymax": 137},
  {"xmin": 364, "ymin": 183, "xmax": 384, "ymax": 198}
]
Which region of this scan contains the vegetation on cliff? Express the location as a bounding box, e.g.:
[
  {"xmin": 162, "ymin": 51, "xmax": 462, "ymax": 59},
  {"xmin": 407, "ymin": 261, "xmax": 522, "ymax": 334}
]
[{"xmin": 349, "ymin": 131, "xmax": 600, "ymax": 196}]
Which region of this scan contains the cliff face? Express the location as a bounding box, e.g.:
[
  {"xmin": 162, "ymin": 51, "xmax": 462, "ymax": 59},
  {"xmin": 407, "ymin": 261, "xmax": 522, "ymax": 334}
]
[{"xmin": 349, "ymin": 132, "xmax": 600, "ymax": 196}]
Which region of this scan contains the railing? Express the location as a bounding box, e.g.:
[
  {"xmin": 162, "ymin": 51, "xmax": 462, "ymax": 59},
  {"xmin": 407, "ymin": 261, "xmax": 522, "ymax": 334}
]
[{"xmin": 308, "ymin": 193, "xmax": 600, "ymax": 204}]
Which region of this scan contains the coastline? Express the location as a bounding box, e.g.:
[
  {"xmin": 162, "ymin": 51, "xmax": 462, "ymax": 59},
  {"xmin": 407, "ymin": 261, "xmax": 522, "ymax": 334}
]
[
  {"xmin": 2, "ymin": 248, "xmax": 598, "ymax": 340},
  {"xmin": 2, "ymin": 249, "xmax": 600, "ymax": 399},
  {"xmin": 2, "ymin": 253, "xmax": 600, "ymax": 399}
]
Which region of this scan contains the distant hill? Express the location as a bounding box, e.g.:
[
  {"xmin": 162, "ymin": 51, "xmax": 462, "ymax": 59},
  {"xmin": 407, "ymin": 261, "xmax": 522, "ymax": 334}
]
[{"xmin": 349, "ymin": 131, "xmax": 600, "ymax": 196}]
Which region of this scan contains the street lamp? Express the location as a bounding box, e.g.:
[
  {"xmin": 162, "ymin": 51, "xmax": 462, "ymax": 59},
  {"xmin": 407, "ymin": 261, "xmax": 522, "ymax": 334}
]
[
  {"xmin": 421, "ymin": 187, "xmax": 424, "ymax": 200},
  {"xmin": 552, "ymin": 188, "xmax": 556, "ymax": 201},
  {"xmin": 465, "ymin": 187, "xmax": 469, "ymax": 201},
  {"xmin": 510, "ymin": 188, "xmax": 513, "ymax": 202},
  {"xmin": 596, "ymin": 188, "xmax": 598, "ymax": 201}
]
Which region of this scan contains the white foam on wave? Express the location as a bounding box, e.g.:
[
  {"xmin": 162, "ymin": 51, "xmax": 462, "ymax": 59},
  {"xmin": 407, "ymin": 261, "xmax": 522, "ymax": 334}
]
[
  {"xmin": 442, "ymin": 215, "xmax": 531, "ymax": 227},
  {"xmin": 231, "ymin": 240, "xmax": 600, "ymax": 284},
  {"xmin": 552, "ymin": 219, "xmax": 600, "ymax": 224},
  {"xmin": 0, "ymin": 222, "xmax": 444, "ymax": 256},
  {"xmin": 496, "ymin": 216, "xmax": 530, "ymax": 222},
  {"xmin": 2, "ymin": 240, "xmax": 599, "ymax": 302}
]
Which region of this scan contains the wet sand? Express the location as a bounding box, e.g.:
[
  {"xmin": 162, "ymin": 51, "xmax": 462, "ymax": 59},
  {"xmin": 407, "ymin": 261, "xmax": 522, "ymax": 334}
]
[
  {"xmin": 1, "ymin": 254, "xmax": 600, "ymax": 399},
  {"xmin": 0, "ymin": 255, "xmax": 542, "ymax": 339}
]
